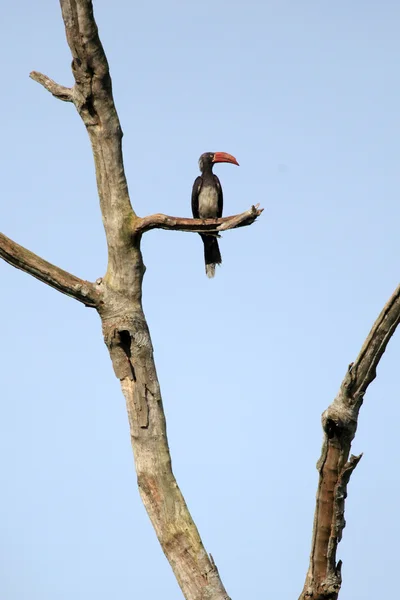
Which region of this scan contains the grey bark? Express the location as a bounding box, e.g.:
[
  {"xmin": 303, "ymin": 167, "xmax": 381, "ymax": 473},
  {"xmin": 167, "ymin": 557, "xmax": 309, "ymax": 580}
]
[
  {"xmin": 0, "ymin": 1, "xmax": 262, "ymax": 598},
  {"xmin": 299, "ymin": 284, "xmax": 400, "ymax": 600}
]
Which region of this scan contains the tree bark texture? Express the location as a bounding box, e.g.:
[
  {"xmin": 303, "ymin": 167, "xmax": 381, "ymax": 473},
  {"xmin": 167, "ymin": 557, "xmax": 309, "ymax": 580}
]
[
  {"xmin": 0, "ymin": 2, "xmax": 262, "ymax": 598},
  {"xmin": 299, "ymin": 284, "xmax": 400, "ymax": 600},
  {"xmin": 2, "ymin": 3, "xmax": 399, "ymax": 600}
]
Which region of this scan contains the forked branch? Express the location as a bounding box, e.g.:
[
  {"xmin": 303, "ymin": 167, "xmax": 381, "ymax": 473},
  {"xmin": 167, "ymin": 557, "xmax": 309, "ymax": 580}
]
[
  {"xmin": 299, "ymin": 283, "xmax": 400, "ymax": 600},
  {"xmin": 133, "ymin": 204, "xmax": 264, "ymax": 236},
  {"xmin": 0, "ymin": 232, "xmax": 98, "ymax": 306}
]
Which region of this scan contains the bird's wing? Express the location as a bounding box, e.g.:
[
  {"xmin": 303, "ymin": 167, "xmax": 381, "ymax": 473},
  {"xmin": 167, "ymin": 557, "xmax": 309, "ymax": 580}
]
[
  {"xmin": 214, "ymin": 174, "xmax": 223, "ymax": 218},
  {"xmin": 191, "ymin": 176, "xmax": 203, "ymax": 218}
]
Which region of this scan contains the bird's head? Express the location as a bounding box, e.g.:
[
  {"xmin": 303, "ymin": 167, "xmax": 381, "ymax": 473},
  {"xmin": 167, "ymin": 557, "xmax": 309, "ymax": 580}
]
[{"xmin": 198, "ymin": 152, "xmax": 239, "ymax": 173}]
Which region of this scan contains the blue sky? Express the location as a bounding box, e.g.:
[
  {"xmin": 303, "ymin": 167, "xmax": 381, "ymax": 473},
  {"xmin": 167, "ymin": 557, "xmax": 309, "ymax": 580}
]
[{"xmin": 1, "ymin": 1, "xmax": 399, "ymax": 598}]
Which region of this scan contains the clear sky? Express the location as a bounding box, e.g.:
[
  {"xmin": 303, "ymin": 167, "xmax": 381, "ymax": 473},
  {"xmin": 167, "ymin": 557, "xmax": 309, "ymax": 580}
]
[{"xmin": 1, "ymin": 1, "xmax": 399, "ymax": 599}]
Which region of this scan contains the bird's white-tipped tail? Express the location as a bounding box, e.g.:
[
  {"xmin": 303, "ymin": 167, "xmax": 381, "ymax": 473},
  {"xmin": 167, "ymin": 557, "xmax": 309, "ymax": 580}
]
[
  {"xmin": 201, "ymin": 234, "xmax": 222, "ymax": 279},
  {"xmin": 206, "ymin": 263, "xmax": 216, "ymax": 278}
]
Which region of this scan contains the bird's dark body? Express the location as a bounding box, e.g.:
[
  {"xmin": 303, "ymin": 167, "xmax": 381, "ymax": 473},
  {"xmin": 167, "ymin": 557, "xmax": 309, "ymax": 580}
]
[
  {"xmin": 192, "ymin": 152, "xmax": 238, "ymax": 278},
  {"xmin": 191, "ymin": 173, "xmax": 223, "ymax": 220},
  {"xmin": 192, "ymin": 172, "xmax": 223, "ymax": 278}
]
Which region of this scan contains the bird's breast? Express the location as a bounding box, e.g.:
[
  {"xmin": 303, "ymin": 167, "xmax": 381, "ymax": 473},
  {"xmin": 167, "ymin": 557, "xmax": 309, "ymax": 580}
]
[{"xmin": 198, "ymin": 185, "xmax": 218, "ymax": 218}]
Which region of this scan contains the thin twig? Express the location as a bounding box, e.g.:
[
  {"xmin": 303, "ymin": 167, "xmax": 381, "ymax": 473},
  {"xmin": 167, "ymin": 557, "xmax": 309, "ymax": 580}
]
[{"xmin": 30, "ymin": 71, "xmax": 73, "ymax": 102}]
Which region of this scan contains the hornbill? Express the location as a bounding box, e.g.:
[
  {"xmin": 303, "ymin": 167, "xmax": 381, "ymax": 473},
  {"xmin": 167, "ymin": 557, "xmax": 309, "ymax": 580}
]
[{"xmin": 191, "ymin": 152, "xmax": 239, "ymax": 278}]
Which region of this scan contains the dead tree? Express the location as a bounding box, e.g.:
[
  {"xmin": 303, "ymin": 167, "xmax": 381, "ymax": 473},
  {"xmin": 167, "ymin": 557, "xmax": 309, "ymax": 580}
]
[
  {"xmin": 1, "ymin": 3, "xmax": 399, "ymax": 600},
  {"xmin": 0, "ymin": 2, "xmax": 261, "ymax": 600},
  {"xmin": 298, "ymin": 285, "xmax": 400, "ymax": 600}
]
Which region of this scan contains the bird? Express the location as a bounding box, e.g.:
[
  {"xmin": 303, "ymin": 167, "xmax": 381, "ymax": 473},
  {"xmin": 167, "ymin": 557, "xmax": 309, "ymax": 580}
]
[{"xmin": 191, "ymin": 152, "xmax": 239, "ymax": 278}]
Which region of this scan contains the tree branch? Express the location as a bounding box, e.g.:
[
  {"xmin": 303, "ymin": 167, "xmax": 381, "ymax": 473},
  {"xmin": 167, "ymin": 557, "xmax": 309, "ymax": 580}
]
[
  {"xmin": 133, "ymin": 204, "xmax": 264, "ymax": 236},
  {"xmin": 30, "ymin": 71, "xmax": 73, "ymax": 102},
  {"xmin": 299, "ymin": 283, "xmax": 400, "ymax": 600},
  {"xmin": 0, "ymin": 232, "xmax": 98, "ymax": 306}
]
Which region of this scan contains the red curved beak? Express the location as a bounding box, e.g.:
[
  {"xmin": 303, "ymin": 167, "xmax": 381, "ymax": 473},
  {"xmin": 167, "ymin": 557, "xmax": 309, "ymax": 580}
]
[{"xmin": 212, "ymin": 152, "xmax": 239, "ymax": 166}]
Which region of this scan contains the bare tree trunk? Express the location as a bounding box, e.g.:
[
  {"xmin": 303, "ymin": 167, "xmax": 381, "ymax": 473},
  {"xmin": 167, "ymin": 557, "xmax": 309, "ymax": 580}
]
[
  {"xmin": 0, "ymin": 2, "xmax": 261, "ymax": 599},
  {"xmin": 299, "ymin": 285, "xmax": 400, "ymax": 600}
]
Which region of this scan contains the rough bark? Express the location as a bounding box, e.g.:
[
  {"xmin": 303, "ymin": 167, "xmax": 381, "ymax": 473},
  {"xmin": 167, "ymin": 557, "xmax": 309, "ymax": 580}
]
[
  {"xmin": 134, "ymin": 204, "xmax": 263, "ymax": 235},
  {"xmin": 0, "ymin": 1, "xmax": 264, "ymax": 598},
  {"xmin": 0, "ymin": 232, "xmax": 98, "ymax": 306},
  {"xmin": 299, "ymin": 284, "xmax": 400, "ymax": 600}
]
